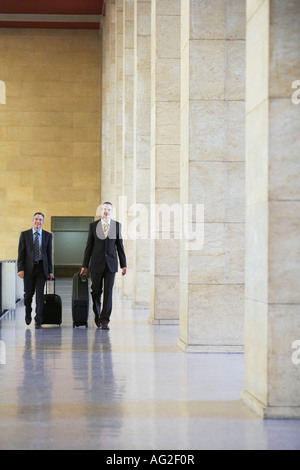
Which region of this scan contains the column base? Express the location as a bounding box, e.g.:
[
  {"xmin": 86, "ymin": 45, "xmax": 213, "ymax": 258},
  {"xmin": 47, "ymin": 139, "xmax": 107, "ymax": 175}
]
[
  {"xmin": 177, "ymin": 339, "xmax": 244, "ymax": 353},
  {"xmin": 242, "ymin": 389, "xmax": 300, "ymax": 419}
]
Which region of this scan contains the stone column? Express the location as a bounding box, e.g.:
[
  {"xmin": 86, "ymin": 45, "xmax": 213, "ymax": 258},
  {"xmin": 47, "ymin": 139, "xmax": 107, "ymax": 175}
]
[
  {"xmin": 100, "ymin": 2, "xmax": 109, "ymax": 197},
  {"xmin": 109, "ymin": 1, "xmax": 117, "ymax": 205},
  {"xmin": 122, "ymin": 0, "xmax": 135, "ymax": 299},
  {"xmin": 149, "ymin": 0, "xmax": 181, "ymax": 324},
  {"xmin": 115, "ymin": 0, "xmax": 124, "ymax": 206},
  {"xmin": 114, "ymin": 0, "xmax": 124, "ymax": 292},
  {"xmin": 133, "ymin": 0, "xmax": 151, "ymax": 307},
  {"xmin": 101, "ymin": 0, "xmax": 116, "ymax": 201},
  {"xmin": 242, "ymin": 0, "xmax": 300, "ymax": 418},
  {"xmin": 179, "ymin": 0, "xmax": 246, "ymax": 351}
]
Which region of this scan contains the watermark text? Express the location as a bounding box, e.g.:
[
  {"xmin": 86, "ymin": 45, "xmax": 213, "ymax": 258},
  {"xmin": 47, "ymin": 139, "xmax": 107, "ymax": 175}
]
[
  {"xmin": 292, "ymin": 340, "xmax": 300, "ymax": 365},
  {"xmin": 96, "ymin": 198, "xmax": 205, "ymax": 251},
  {"xmin": 291, "ymin": 80, "xmax": 300, "ymax": 105},
  {"xmin": 0, "ymin": 340, "xmax": 6, "ymax": 365},
  {"xmin": 0, "ymin": 80, "xmax": 6, "ymax": 104}
]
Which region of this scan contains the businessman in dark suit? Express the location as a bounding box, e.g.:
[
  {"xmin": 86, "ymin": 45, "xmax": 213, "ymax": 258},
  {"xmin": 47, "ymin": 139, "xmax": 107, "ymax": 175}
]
[
  {"xmin": 18, "ymin": 212, "xmax": 54, "ymax": 329},
  {"xmin": 81, "ymin": 202, "xmax": 127, "ymax": 330}
]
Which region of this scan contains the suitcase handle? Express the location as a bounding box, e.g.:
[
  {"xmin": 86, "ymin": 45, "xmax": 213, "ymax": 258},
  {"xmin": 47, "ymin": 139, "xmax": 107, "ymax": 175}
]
[
  {"xmin": 79, "ymin": 274, "xmax": 88, "ymax": 283},
  {"xmin": 46, "ymin": 278, "xmax": 56, "ymax": 295}
]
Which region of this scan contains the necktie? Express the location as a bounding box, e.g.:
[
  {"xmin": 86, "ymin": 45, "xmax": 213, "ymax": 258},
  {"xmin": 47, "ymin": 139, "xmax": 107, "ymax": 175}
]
[
  {"xmin": 33, "ymin": 232, "xmax": 40, "ymax": 262},
  {"xmin": 104, "ymin": 223, "xmax": 109, "ymax": 238}
]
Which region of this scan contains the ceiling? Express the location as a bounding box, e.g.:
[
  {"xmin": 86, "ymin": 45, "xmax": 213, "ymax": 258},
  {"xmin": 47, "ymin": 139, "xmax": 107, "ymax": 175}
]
[{"xmin": 0, "ymin": 0, "xmax": 105, "ymax": 29}]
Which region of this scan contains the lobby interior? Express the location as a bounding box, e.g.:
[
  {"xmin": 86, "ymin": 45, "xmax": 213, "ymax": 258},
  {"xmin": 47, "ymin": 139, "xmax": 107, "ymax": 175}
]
[{"xmin": 0, "ymin": 0, "xmax": 300, "ymax": 450}]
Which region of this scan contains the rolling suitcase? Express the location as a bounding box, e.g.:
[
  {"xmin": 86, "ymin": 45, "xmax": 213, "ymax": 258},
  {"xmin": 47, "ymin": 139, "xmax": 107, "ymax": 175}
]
[
  {"xmin": 72, "ymin": 272, "xmax": 89, "ymax": 328},
  {"xmin": 42, "ymin": 279, "xmax": 62, "ymax": 326}
]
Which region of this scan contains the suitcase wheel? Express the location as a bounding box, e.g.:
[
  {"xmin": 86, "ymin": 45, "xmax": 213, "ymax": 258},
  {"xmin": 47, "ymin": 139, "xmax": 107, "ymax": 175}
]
[{"xmin": 73, "ymin": 322, "xmax": 88, "ymax": 328}]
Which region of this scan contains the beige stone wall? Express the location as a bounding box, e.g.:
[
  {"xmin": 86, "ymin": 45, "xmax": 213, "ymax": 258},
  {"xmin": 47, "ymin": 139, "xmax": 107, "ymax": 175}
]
[{"xmin": 0, "ymin": 28, "xmax": 101, "ymax": 260}]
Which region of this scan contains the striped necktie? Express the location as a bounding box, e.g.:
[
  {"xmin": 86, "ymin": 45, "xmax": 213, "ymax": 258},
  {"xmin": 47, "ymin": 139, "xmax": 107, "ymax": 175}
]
[
  {"xmin": 104, "ymin": 223, "xmax": 109, "ymax": 238},
  {"xmin": 33, "ymin": 232, "xmax": 40, "ymax": 262}
]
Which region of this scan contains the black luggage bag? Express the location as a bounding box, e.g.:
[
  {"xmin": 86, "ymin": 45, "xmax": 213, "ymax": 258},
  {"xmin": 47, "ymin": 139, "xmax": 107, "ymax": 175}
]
[
  {"xmin": 42, "ymin": 279, "xmax": 62, "ymax": 326},
  {"xmin": 72, "ymin": 272, "xmax": 89, "ymax": 328}
]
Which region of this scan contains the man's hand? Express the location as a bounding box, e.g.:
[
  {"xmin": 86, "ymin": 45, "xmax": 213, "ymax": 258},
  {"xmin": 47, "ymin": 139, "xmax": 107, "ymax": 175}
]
[
  {"xmin": 81, "ymin": 267, "xmax": 88, "ymax": 276},
  {"xmin": 122, "ymin": 267, "xmax": 127, "ymax": 276},
  {"xmin": 18, "ymin": 271, "xmax": 24, "ymax": 279},
  {"xmin": 49, "ymin": 273, "xmax": 55, "ymax": 281}
]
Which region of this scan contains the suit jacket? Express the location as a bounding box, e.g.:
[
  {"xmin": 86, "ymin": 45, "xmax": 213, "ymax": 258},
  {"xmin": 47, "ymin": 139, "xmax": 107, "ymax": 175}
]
[
  {"xmin": 82, "ymin": 219, "xmax": 127, "ymax": 274},
  {"xmin": 18, "ymin": 229, "xmax": 53, "ymax": 278}
]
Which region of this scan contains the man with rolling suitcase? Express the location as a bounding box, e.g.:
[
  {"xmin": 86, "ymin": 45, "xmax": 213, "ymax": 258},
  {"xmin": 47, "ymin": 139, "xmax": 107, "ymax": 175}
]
[
  {"xmin": 17, "ymin": 212, "xmax": 54, "ymax": 329},
  {"xmin": 80, "ymin": 202, "xmax": 127, "ymax": 330}
]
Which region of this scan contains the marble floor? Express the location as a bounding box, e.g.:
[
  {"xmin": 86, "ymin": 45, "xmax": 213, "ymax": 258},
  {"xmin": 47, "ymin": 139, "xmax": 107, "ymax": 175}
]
[{"xmin": 0, "ymin": 278, "xmax": 300, "ymax": 451}]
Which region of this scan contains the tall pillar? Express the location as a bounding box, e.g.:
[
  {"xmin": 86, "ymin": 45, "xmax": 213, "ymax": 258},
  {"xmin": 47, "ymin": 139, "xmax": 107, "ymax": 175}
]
[
  {"xmin": 179, "ymin": 0, "xmax": 246, "ymax": 351},
  {"xmin": 109, "ymin": 1, "xmax": 117, "ymax": 205},
  {"xmin": 149, "ymin": 0, "xmax": 181, "ymax": 324},
  {"xmin": 115, "ymin": 0, "xmax": 124, "ymax": 208},
  {"xmin": 122, "ymin": 0, "xmax": 135, "ymax": 298},
  {"xmin": 100, "ymin": 2, "xmax": 110, "ymax": 197},
  {"xmin": 114, "ymin": 0, "xmax": 124, "ymax": 292},
  {"xmin": 133, "ymin": 0, "xmax": 151, "ymax": 307},
  {"xmin": 242, "ymin": 0, "xmax": 300, "ymax": 418},
  {"xmin": 101, "ymin": 0, "xmax": 116, "ymax": 201}
]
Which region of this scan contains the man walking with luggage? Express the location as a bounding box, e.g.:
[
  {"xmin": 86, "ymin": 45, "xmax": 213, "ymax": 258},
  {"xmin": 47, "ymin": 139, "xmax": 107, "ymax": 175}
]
[
  {"xmin": 17, "ymin": 212, "xmax": 54, "ymax": 329},
  {"xmin": 81, "ymin": 202, "xmax": 127, "ymax": 330}
]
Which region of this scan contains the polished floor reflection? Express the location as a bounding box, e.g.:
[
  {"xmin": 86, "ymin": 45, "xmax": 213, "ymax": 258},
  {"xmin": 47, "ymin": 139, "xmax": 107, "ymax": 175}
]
[{"xmin": 0, "ymin": 278, "xmax": 300, "ymax": 450}]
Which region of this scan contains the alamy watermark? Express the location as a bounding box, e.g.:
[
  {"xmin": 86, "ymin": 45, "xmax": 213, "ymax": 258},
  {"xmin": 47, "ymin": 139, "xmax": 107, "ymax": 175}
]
[
  {"xmin": 291, "ymin": 80, "xmax": 300, "ymax": 105},
  {"xmin": 0, "ymin": 80, "xmax": 6, "ymax": 104},
  {"xmin": 292, "ymin": 340, "xmax": 300, "ymax": 366},
  {"xmin": 96, "ymin": 197, "xmax": 205, "ymax": 251},
  {"xmin": 0, "ymin": 340, "xmax": 6, "ymax": 365}
]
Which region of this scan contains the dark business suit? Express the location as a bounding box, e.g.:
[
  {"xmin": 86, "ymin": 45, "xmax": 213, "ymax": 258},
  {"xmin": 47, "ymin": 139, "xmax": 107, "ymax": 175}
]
[
  {"xmin": 82, "ymin": 219, "xmax": 127, "ymax": 324},
  {"xmin": 18, "ymin": 229, "xmax": 53, "ymax": 325}
]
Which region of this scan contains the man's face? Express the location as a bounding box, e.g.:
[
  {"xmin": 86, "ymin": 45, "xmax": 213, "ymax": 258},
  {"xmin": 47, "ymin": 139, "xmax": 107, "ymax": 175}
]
[
  {"xmin": 32, "ymin": 214, "xmax": 45, "ymax": 232},
  {"xmin": 101, "ymin": 204, "xmax": 112, "ymax": 221}
]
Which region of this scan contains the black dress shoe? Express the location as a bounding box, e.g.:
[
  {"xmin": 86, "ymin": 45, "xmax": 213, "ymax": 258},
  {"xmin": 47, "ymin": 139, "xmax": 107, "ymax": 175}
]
[
  {"xmin": 100, "ymin": 323, "xmax": 110, "ymax": 330},
  {"xmin": 25, "ymin": 316, "xmax": 32, "ymax": 326},
  {"xmin": 35, "ymin": 323, "xmax": 42, "ymax": 329},
  {"xmin": 95, "ymin": 317, "xmax": 101, "ymax": 328}
]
